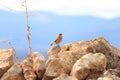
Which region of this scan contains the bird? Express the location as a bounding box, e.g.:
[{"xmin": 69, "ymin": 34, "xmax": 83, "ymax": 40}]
[{"xmin": 50, "ymin": 33, "xmax": 63, "ymax": 46}]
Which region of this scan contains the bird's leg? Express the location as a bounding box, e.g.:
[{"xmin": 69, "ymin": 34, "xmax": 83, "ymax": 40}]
[
  {"xmin": 50, "ymin": 43, "xmax": 53, "ymax": 46},
  {"xmin": 57, "ymin": 44, "xmax": 60, "ymax": 47}
]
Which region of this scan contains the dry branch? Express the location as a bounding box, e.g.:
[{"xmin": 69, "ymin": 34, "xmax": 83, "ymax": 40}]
[{"xmin": 24, "ymin": 0, "xmax": 32, "ymax": 53}]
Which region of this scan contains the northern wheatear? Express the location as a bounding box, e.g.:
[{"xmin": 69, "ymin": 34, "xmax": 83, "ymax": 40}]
[{"xmin": 50, "ymin": 33, "xmax": 63, "ymax": 46}]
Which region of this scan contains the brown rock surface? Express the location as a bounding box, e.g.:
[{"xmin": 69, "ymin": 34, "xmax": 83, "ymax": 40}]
[
  {"xmin": 71, "ymin": 53, "xmax": 107, "ymax": 80},
  {"xmin": 98, "ymin": 69, "xmax": 120, "ymax": 80},
  {"xmin": 60, "ymin": 37, "xmax": 120, "ymax": 70},
  {"xmin": 103, "ymin": 69, "xmax": 120, "ymax": 77},
  {"xmin": 57, "ymin": 41, "xmax": 98, "ymax": 71},
  {"xmin": 43, "ymin": 58, "xmax": 70, "ymax": 80},
  {"xmin": 98, "ymin": 76, "xmax": 120, "ymax": 80},
  {"xmin": 0, "ymin": 48, "xmax": 14, "ymax": 77},
  {"xmin": 91, "ymin": 37, "xmax": 120, "ymax": 70},
  {"xmin": 59, "ymin": 37, "xmax": 120, "ymax": 70},
  {"xmin": 31, "ymin": 52, "xmax": 46, "ymax": 79},
  {"xmin": 21, "ymin": 57, "xmax": 36, "ymax": 80},
  {"xmin": 46, "ymin": 46, "xmax": 61, "ymax": 68},
  {"xmin": 21, "ymin": 52, "xmax": 46, "ymax": 80},
  {"xmin": 48, "ymin": 46, "xmax": 61, "ymax": 59},
  {"xmin": 0, "ymin": 63, "xmax": 25, "ymax": 80},
  {"xmin": 53, "ymin": 73, "xmax": 77, "ymax": 80},
  {"xmin": 43, "ymin": 37, "xmax": 120, "ymax": 80},
  {"xmin": 47, "ymin": 41, "xmax": 96, "ymax": 79},
  {"xmin": 58, "ymin": 51, "xmax": 79, "ymax": 70},
  {"xmin": 43, "ymin": 46, "xmax": 63, "ymax": 80},
  {"xmin": 58, "ymin": 41, "xmax": 94, "ymax": 59},
  {"xmin": 0, "ymin": 37, "xmax": 120, "ymax": 80}
]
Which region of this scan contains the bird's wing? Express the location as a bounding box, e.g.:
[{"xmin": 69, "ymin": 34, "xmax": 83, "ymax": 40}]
[{"xmin": 54, "ymin": 36, "xmax": 59, "ymax": 42}]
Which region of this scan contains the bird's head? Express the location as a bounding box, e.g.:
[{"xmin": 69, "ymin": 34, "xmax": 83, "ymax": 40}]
[{"xmin": 59, "ymin": 33, "xmax": 62, "ymax": 35}]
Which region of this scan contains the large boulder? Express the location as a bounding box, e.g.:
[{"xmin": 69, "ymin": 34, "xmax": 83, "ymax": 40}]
[
  {"xmin": 0, "ymin": 48, "xmax": 14, "ymax": 77},
  {"xmin": 57, "ymin": 40, "xmax": 100, "ymax": 70},
  {"xmin": 21, "ymin": 57, "xmax": 36, "ymax": 80},
  {"xmin": 22, "ymin": 52, "xmax": 46, "ymax": 80},
  {"xmin": 46, "ymin": 46, "xmax": 61, "ymax": 68},
  {"xmin": 58, "ymin": 51, "xmax": 79, "ymax": 70},
  {"xmin": 92, "ymin": 37, "xmax": 120, "ymax": 70},
  {"xmin": 47, "ymin": 41, "xmax": 95, "ymax": 79},
  {"xmin": 48, "ymin": 46, "xmax": 61, "ymax": 59},
  {"xmin": 58, "ymin": 41, "xmax": 94, "ymax": 59},
  {"xmin": 43, "ymin": 58, "xmax": 70, "ymax": 80},
  {"xmin": 0, "ymin": 63, "xmax": 25, "ymax": 80},
  {"xmin": 31, "ymin": 52, "xmax": 46, "ymax": 79},
  {"xmin": 44, "ymin": 37, "xmax": 120, "ymax": 80},
  {"xmin": 59, "ymin": 37, "xmax": 120, "ymax": 70},
  {"xmin": 71, "ymin": 53, "xmax": 107, "ymax": 80},
  {"xmin": 0, "ymin": 37, "xmax": 119, "ymax": 80}
]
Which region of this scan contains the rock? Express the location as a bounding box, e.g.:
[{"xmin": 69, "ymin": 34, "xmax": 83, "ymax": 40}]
[
  {"xmin": 53, "ymin": 73, "xmax": 77, "ymax": 80},
  {"xmin": 31, "ymin": 52, "xmax": 46, "ymax": 80},
  {"xmin": 21, "ymin": 57, "xmax": 36, "ymax": 80},
  {"xmin": 71, "ymin": 53, "xmax": 107, "ymax": 80},
  {"xmin": 46, "ymin": 46, "xmax": 61, "ymax": 67},
  {"xmin": 97, "ymin": 69, "xmax": 120, "ymax": 80},
  {"xmin": 57, "ymin": 41, "xmax": 97, "ymax": 70},
  {"xmin": 0, "ymin": 37, "xmax": 119, "ymax": 80},
  {"xmin": 59, "ymin": 37, "xmax": 120, "ymax": 70},
  {"xmin": 0, "ymin": 48, "xmax": 14, "ymax": 77},
  {"xmin": 53, "ymin": 42, "xmax": 95, "ymax": 76},
  {"xmin": 104, "ymin": 69, "xmax": 120, "ymax": 77},
  {"xmin": 92, "ymin": 37, "xmax": 120, "ymax": 70},
  {"xmin": 43, "ymin": 46, "xmax": 67, "ymax": 80},
  {"xmin": 58, "ymin": 51, "xmax": 79, "ymax": 70},
  {"xmin": 0, "ymin": 63, "xmax": 25, "ymax": 80},
  {"xmin": 43, "ymin": 58, "xmax": 71, "ymax": 80},
  {"xmin": 98, "ymin": 76, "xmax": 120, "ymax": 80},
  {"xmin": 59, "ymin": 41, "xmax": 94, "ymax": 59},
  {"xmin": 48, "ymin": 46, "xmax": 61, "ymax": 59},
  {"xmin": 22, "ymin": 52, "xmax": 46, "ymax": 80},
  {"xmin": 44, "ymin": 37, "xmax": 120, "ymax": 80}
]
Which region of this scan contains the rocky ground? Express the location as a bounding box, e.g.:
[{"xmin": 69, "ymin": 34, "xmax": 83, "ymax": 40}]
[{"xmin": 0, "ymin": 37, "xmax": 120, "ymax": 80}]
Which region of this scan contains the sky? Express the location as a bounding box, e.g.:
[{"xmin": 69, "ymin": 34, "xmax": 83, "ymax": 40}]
[{"xmin": 0, "ymin": 0, "xmax": 120, "ymax": 60}]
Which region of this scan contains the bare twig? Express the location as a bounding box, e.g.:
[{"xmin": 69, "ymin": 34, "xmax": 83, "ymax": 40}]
[
  {"xmin": 7, "ymin": 40, "xmax": 18, "ymax": 61},
  {"xmin": 24, "ymin": 0, "xmax": 32, "ymax": 53}
]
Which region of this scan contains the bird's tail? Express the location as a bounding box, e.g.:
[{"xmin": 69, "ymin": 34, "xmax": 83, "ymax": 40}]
[{"xmin": 50, "ymin": 43, "xmax": 53, "ymax": 46}]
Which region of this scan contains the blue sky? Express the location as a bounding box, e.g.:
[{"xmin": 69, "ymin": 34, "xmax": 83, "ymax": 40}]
[{"xmin": 0, "ymin": 0, "xmax": 120, "ymax": 59}]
